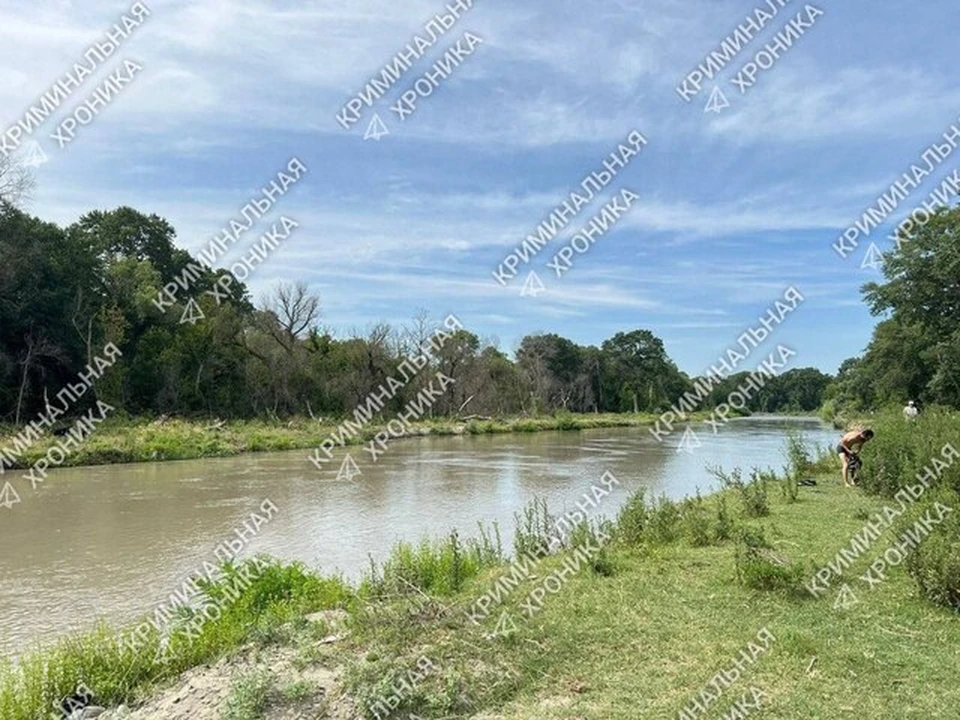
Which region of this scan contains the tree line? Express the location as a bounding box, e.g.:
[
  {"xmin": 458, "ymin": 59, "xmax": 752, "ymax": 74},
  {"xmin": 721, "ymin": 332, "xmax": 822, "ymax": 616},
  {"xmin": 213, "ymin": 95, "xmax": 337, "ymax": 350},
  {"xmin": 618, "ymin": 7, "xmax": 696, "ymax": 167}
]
[{"xmin": 0, "ymin": 201, "xmax": 840, "ymax": 424}]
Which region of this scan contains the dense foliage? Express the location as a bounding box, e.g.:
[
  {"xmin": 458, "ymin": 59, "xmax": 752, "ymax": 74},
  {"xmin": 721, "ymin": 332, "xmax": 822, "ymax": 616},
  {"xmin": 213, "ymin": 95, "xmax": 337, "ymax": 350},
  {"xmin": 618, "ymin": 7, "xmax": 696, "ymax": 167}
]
[
  {"xmin": 0, "ymin": 204, "xmax": 830, "ymax": 423},
  {"xmin": 825, "ymin": 205, "xmax": 960, "ymax": 413}
]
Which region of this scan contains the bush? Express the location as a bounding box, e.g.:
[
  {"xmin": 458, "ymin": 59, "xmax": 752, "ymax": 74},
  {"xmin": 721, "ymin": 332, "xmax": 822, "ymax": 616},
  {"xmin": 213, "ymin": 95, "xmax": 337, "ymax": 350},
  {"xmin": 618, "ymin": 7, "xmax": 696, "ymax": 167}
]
[
  {"xmin": 782, "ymin": 430, "xmax": 814, "ymax": 502},
  {"xmin": 713, "ymin": 495, "xmax": 735, "ymax": 542},
  {"xmin": 819, "ymin": 399, "xmax": 838, "ymax": 424},
  {"xmin": 552, "ymin": 410, "xmax": 580, "ymax": 431},
  {"xmin": 569, "ymin": 520, "xmax": 615, "ymax": 576},
  {"xmin": 513, "ymin": 498, "xmax": 554, "ymax": 557},
  {"xmin": 734, "ymin": 527, "xmax": 805, "ymax": 592},
  {"xmin": 854, "ymin": 409, "xmax": 960, "ymax": 497},
  {"xmin": 710, "ymin": 467, "xmax": 770, "ymax": 518},
  {"xmin": 616, "ymin": 489, "xmax": 732, "ymax": 548},
  {"xmin": 616, "ymin": 489, "xmax": 648, "ymax": 546},
  {"xmin": 680, "ymin": 493, "xmax": 712, "ymax": 547},
  {"xmin": 222, "ymin": 670, "xmax": 272, "ymax": 720},
  {"xmin": 363, "ymin": 527, "xmax": 503, "ymax": 598},
  {"xmin": 901, "ymin": 489, "xmax": 960, "ymax": 611},
  {"xmin": 646, "ymin": 496, "xmax": 681, "ymax": 545}
]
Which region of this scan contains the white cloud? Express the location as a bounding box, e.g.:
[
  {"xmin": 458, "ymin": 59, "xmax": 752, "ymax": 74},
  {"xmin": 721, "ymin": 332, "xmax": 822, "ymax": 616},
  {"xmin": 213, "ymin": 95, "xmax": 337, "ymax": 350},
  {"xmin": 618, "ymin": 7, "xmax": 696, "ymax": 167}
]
[{"xmin": 708, "ymin": 65, "xmax": 960, "ymax": 144}]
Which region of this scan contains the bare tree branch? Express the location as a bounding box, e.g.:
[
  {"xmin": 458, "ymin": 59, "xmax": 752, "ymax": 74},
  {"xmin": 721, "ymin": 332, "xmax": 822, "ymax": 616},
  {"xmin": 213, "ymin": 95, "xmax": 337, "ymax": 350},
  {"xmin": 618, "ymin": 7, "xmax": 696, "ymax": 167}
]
[
  {"xmin": 260, "ymin": 281, "xmax": 321, "ymax": 353},
  {"xmin": 0, "ymin": 153, "xmax": 36, "ymax": 207}
]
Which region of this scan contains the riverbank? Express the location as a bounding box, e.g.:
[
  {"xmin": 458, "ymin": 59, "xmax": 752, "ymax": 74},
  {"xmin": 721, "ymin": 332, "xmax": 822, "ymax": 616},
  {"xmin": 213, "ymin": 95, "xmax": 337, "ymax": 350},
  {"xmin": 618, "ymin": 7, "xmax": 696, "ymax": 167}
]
[
  {"xmin": 0, "ymin": 412, "xmax": 711, "ymax": 471},
  {"xmin": 5, "ymin": 436, "xmax": 958, "ymax": 719}
]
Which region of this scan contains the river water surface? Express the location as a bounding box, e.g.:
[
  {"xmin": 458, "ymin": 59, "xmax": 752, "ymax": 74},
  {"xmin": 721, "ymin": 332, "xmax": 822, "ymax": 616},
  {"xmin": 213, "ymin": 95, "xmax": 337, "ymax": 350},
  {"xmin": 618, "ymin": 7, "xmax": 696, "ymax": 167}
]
[{"xmin": 0, "ymin": 416, "xmax": 836, "ymax": 658}]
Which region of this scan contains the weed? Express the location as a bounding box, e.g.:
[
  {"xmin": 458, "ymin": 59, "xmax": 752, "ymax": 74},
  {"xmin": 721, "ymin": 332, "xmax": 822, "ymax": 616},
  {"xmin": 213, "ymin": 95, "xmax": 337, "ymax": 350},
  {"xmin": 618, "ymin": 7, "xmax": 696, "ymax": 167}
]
[
  {"xmin": 221, "ymin": 670, "xmax": 271, "ymax": 720},
  {"xmin": 361, "ymin": 527, "xmax": 503, "ymax": 598},
  {"xmin": 680, "ymin": 492, "xmax": 713, "ymax": 547},
  {"xmin": 514, "ymin": 497, "xmax": 555, "ymax": 557},
  {"xmin": 734, "ymin": 527, "xmax": 804, "ymax": 593},
  {"xmin": 569, "ymin": 520, "xmax": 616, "ymax": 576},
  {"xmin": 713, "ymin": 494, "xmax": 735, "ymax": 542},
  {"xmin": 646, "ymin": 496, "xmax": 682, "ymax": 544},
  {"xmin": 278, "ymin": 680, "xmax": 313, "ymax": 701},
  {"xmin": 616, "ymin": 488, "xmax": 648, "ymax": 546},
  {"xmin": 710, "ymin": 466, "xmax": 770, "ymax": 518}
]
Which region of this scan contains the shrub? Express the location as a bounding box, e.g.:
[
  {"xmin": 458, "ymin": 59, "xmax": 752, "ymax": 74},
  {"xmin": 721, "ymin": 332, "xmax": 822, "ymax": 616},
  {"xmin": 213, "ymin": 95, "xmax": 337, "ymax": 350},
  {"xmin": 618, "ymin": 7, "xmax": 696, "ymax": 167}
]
[
  {"xmin": 646, "ymin": 496, "xmax": 681, "ymax": 545},
  {"xmin": 710, "ymin": 467, "xmax": 770, "ymax": 518},
  {"xmin": 782, "ymin": 430, "xmax": 813, "ymax": 502},
  {"xmin": 222, "ymin": 670, "xmax": 272, "ymax": 720},
  {"xmin": 552, "ymin": 411, "xmax": 581, "ymax": 431},
  {"xmin": 680, "ymin": 493, "xmax": 712, "ymax": 547},
  {"xmin": 854, "ymin": 409, "xmax": 960, "ymax": 497},
  {"xmin": 364, "ymin": 527, "xmax": 503, "ymax": 598},
  {"xmin": 569, "ymin": 520, "xmax": 615, "ymax": 576},
  {"xmin": 513, "ymin": 498, "xmax": 554, "ymax": 557},
  {"xmin": 713, "ymin": 494, "xmax": 735, "ymax": 542},
  {"xmin": 819, "ymin": 399, "xmax": 837, "ymax": 424},
  {"xmin": 616, "ymin": 489, "xmax": 648, "ymax": 546},
  {"xmin": 780, "ymin": 469, "xmax": 799, "ymax": 503},
  {"xmin": 734, "ymin": 527, "xmax": 804, "ymax": 592},
  {"xmin": 901, "ymin": 488, "xmax": 960, "ymax": 611}
]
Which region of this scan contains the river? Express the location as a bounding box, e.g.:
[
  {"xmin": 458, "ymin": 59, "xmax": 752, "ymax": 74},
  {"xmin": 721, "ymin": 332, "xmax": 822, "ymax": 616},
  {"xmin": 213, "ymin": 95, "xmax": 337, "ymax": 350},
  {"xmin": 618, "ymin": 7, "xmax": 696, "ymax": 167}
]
[{"xmin": 0, "ymin": 416, "xmax": 836, "ymax": 658}]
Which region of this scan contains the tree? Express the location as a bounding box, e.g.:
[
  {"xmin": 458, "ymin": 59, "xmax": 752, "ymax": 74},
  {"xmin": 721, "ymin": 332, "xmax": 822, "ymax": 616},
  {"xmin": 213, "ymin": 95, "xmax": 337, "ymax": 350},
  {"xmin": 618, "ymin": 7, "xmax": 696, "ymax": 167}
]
[
  {"xmin": 1, "ymin": 202, "xmax": 753, "ymax": 423},
  {"xmin": 600, "ymin": 330, "xmax": 688, "ymax": 413},
  {"xmin": 864, "ymin": 206, "xmax": 960, "ymax": 338},
  {"xmin": 0, "ymin": 154, "xmax": 34, "ymax": 207},
  {"xmin": 853, "ymin": 204, "xmax": 960, "ymax": 406},
  {"xmin": 261, "ymin": 281, "xmax": 321, "ymax": 354},
  {"xmin": 516, "ymin": 334, "xmax": 584, "ymax": 413}
]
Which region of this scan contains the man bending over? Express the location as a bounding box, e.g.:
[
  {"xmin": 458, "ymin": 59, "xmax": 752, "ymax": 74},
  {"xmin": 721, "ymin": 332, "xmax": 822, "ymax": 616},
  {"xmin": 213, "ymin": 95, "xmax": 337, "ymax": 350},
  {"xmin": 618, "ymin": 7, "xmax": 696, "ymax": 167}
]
[{"xmin": 837, "ymin": 428, "xmax": 874, "ymax": 488}]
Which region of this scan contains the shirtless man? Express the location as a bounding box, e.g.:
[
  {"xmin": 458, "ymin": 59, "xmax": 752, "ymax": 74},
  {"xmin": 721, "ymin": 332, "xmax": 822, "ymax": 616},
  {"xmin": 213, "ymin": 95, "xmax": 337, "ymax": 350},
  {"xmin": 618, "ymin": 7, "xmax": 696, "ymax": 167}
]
[{"xmin": 837, "ymin": 428, "xmax": 874, "ymax": 488}]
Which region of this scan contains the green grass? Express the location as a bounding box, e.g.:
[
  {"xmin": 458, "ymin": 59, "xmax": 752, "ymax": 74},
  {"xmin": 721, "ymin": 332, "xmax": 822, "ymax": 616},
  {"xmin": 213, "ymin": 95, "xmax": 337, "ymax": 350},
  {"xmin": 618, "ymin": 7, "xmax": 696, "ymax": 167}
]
[
  {"xmin": 0, "ymin": 559, "xmax": 353, "ymax": 720},
  {"xmin": 342, "ymin": 478, "xmax": 960, "ymax": 719},
  {"xmin": 277, "ymin": 679, "xmax": 313, "ymax": 701},
  {"xmin": 0, "ymin": 411, "xmax": 706, "ymax": 470},
  {"xmin": 360, "ymin": 527, "xmax": 505, "ymax": 598}
]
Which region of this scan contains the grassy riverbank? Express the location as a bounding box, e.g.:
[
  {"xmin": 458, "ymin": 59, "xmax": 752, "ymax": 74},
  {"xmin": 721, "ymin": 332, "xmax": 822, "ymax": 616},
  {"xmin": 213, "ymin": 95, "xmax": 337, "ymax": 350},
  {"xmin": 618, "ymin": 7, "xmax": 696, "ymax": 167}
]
[
  {"xmin": 0, "ymin": 412, "xmax": 698, "ymax": 470},
  {"xmin": 4, "ymin": 414, "xmax": 959, "ymax": 718}
]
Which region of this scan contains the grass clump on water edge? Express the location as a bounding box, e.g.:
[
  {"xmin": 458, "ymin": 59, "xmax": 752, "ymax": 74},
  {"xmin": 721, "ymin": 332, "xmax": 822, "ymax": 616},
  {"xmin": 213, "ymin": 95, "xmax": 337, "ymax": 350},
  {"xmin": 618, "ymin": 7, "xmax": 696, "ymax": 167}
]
[
  {"xmin": 360, "ymin": 525, "xmax": 505, "ymax": 599},
  {"xmin": 0, "ymin": 557, "xmax": 352, "ymax": 720}
]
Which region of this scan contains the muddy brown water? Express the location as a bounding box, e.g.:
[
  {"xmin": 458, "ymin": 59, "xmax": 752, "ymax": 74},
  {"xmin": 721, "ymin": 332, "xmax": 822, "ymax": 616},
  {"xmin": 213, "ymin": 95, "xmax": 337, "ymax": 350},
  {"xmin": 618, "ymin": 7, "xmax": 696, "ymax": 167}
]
[{"xmin": 0, "ymin": 416, "xmax": 836, "ymax": 658}]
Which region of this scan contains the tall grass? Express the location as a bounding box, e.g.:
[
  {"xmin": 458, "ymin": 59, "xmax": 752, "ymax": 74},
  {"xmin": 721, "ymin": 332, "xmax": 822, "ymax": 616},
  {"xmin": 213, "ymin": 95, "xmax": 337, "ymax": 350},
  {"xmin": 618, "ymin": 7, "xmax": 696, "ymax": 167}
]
[
  {"xmin": 615, "ymin": 488, "xmax": 732, "ymax": 548},
  {"xmin": 361, "ymin": 525, "xmax": 504, "ymax": 598},
  {"xmin": 0, "ymin": 558, "xmax": 351, "ymax": 720},
  {"xmin": 853, "ymin": 410, "xmax": 960, "ymax": 612},
  {"xmin": 708, "ymin": 466, "xmax": 771, "ymax": 518},
  {"xmin": 513, "ymin": 497, "xmax": 555, "ymax": 557},
  {"xmin": 854, "ymin": 408, "xmax": 960, "ymax": 497}
]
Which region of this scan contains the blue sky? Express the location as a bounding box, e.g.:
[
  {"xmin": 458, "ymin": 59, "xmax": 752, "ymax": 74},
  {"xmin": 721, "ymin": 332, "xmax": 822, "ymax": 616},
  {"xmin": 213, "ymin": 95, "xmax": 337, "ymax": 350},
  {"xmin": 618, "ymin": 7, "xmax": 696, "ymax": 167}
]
[{"xmin": 3, "ymin": 0, "xmax": 959, "ymax": 377}]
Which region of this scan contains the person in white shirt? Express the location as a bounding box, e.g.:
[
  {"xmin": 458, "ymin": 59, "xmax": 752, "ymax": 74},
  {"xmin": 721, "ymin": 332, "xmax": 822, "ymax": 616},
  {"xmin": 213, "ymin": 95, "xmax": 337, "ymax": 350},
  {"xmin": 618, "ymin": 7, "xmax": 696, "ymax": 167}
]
[{"xmin": 903, "ymin": 400, "xmax": 919, "ymax": 421}]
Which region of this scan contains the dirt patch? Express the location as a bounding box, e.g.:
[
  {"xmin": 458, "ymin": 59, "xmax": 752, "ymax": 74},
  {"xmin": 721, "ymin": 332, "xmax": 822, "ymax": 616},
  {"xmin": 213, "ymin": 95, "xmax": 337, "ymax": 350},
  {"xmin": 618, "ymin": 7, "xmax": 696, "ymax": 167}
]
[{"xmin": 97, "ymin": 643, "xmax": 361, "ymax": 720}]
